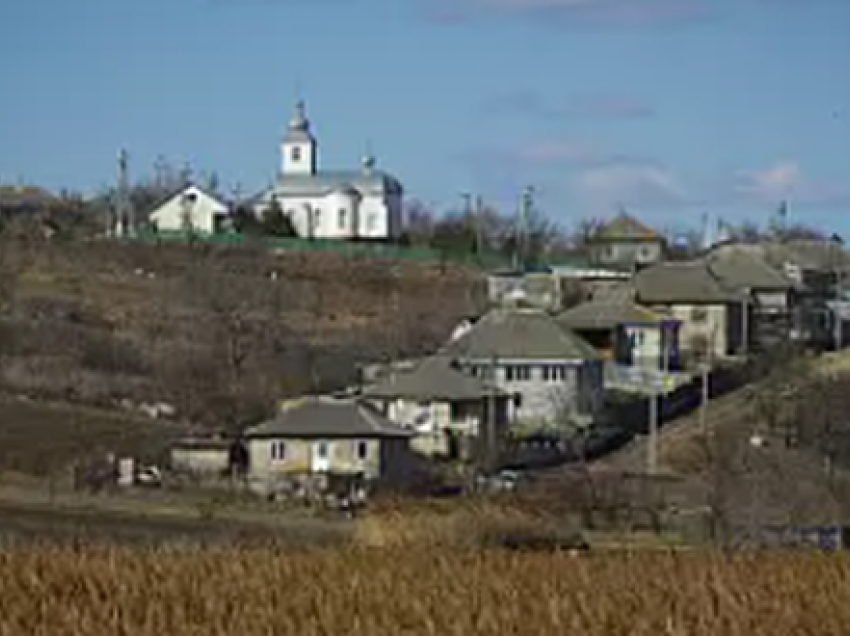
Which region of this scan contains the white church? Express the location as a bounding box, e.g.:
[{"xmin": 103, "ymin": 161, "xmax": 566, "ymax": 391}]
[{"xmin": 253, "ymin": 100, "xmax": 404, "ymax": 241}]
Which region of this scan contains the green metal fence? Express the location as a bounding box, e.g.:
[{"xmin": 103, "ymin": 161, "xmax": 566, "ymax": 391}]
[{"xmin": 129, "ymin": 230, "xmax": 509, "ymax": 269}]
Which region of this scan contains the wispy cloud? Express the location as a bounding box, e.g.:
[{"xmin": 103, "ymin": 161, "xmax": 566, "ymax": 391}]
[
  {"xmin": 484, "ymin": 91, "xmax": 655, "ymax": 120},
  {"xmin": 570, "ymin": 159, "xmax": 689, "ymax": 211},
  {"xmin": 464, "ymin": 134, "xmax": 850, "ymax": 219},
  {"xmin": 735, "ymin": 160, "xmax": 850, "ymax": 206},
  {"xmin": 424, "ymin": 0, "xmax": 713, "ymax": 27}
]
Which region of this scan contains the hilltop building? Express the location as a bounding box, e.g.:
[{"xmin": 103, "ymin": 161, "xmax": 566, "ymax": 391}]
[
  {"xmin": 253, "ymin": 100, "xmax": 404, "ymax": 241},
  {"xmin": 589, "ymin": 212, "xmax": 666, "ymax": 270}
]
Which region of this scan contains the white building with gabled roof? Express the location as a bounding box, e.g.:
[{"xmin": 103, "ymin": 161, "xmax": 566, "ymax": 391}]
[
  {"xmin": 148, "ymin": 184, "xmax": 230, "ymax": 235},
  {"xmin": 253, "ymin": 99, "xmax": 404, "ymax": 241}
]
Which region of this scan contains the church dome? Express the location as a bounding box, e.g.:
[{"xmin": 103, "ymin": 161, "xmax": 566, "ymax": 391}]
[{"xmin": 284, "ymin": 99, "xmax": 315, "ymax": 142}]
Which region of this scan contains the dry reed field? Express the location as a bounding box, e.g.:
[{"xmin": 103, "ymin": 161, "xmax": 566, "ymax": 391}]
[{"xmin": 1, "ymin": 546, "xmax": 849, "ymax": 636}]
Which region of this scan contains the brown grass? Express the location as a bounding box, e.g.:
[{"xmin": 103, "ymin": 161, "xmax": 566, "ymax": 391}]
[{"xmin": 0, "ymin": 546, "xmax": 848, "ymax": 635}]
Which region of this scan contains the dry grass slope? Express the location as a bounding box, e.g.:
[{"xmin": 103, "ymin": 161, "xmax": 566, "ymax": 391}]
[{"xmin": 1, "ymin": 547, "xmax": 848, "ymax": 635}]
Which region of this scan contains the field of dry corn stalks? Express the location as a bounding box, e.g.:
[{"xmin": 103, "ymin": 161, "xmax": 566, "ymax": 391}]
[{"xmin": 1, "ymin": 544, "xmax": 849, "ymax": 636}]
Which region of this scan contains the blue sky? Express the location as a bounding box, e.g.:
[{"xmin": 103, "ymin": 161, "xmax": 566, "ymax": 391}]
[{"xmin": 0, "ymin": 0, "xmax": 848, "ymax": 235}]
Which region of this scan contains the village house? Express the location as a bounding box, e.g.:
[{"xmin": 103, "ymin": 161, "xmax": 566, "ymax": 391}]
[
  {"xmin": 751, "ymin": 238, "xmax": 850, "ymax": 349},
  {"xmin": 486, "ymin": 269, "xmax": 564, "ymax": 312},
  {"xmin": 588, "ymin": 212, "xmax": 666, "ymax": 270},
  {"xmin": 633, "ymin": 261, "xmax": 745, "ymax": 364},
  {"xmin": 148, "ymin": 184, "xmax": 231, "ymax": 235},
  {"xmin": 253, "ymin": 99, "xmax": 404, "ymax": 241},
  {"xmin": 361, "ymin": 355, "xmax": 510, "ymax": 462},
  {"xmin": 242, "ymin": 396, "xmax": 415, "ymax": 498},
  {"xmin": 0, "ymin": 184, "xmax": 65, "ymax": 217},
  {"xmin": 703, "ymin": 243, "xmax": 798, "ymax": 352},
  {"xmin": 440, "ymin": 307, "xmax": 604, "ymax": 430},
  {"xmin": 557, "ymin": 298, "xmax": 681, "ymax": 370}
]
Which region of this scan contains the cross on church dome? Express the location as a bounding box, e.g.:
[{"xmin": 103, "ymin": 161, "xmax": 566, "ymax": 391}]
[{"xmin": 289, "ymin": 99, "xmax": 309, "ymax": 132}]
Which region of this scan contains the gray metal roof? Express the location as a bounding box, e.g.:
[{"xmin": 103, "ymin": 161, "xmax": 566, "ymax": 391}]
[
  {"xmin": 441, "ymin": 308, "xmax": 601, "ymax": 361},
  {"xmin": 558, "ymin": 300, "xmax": 673, "ymax": 331},
  {"xmin": 263, "ymin": 170, "xmax": 403, "ymax": 198},
  {"xmin": 768, "ymin": 239, "xmax": 850, "ymax": 271},
  {"xmin": 634, "ymin": 261, "xmax": 743, "ymax": 304},
  {"xmin": 363, "ymin": 355, "xmax": 503, "ymax": 401},
  {"xmin": 283, "ymin": 129, "xmax": 315, "ymax": 144},
  {"xmin": 244, "ymin": 397, "xmax": 412, "ymax": 439},
  {"xmin": 705, "ymin": 245, "xmax": 796, "ymax": 291}
]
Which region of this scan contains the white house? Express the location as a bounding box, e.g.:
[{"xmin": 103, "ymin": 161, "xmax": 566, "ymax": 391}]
[
  {"xmin": 148, "ymin": 185, "xmax": 230, "ymax": 235},
  {"xmin": 253, "ymin": 99, "xmax": 404, "ymax": 241},
  {"xmin": 440, "ymin": 307, "xmax": 605, "ymax": 430}
]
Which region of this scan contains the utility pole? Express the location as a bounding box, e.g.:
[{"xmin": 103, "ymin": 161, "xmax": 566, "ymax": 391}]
[
  {"xmin": 112, "ymin": 148, "xmax": 130, "ymax": 238},
  {"xmin": 648, "ymin": 322, "xmax": 674, "ymax": 475},
  {"xmin": 742, "ymin": 288, "xmax": 750, "ymax": 356},
  {"xmin": 514, "ymin": 186, "xmax": 533, "ymax": 272},
  {"xmin": 699, "ymin": 326, "xmax": 717, "ymax": 438},
  {"xmin": 832, "ymin": 236, "xmax": 844, "ymax": 351},
  {"xmin": 487, "ymin": 353, "xmax": 499, "ymax": 475},
  {"xmin": 474, "ymin": 195, "xmax": 484, "ymax": 258},
  {"xmin": 461, "ymin": 192, "xmax": 475, "ymax": 255}
]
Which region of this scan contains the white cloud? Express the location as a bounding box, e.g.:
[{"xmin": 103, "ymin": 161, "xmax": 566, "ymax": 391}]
[
  {"xmin": 736, "ymin": 160, "xmax": 849, "ymax": 205},
  {"xmin": 570, "ymin": 161, "xmax": 689, "ymax": 211}
]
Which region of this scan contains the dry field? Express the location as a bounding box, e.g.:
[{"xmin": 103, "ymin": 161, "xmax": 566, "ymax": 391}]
[{"xmin": 1, "ymin": 546, "xmax": 848, "ymax": 636}]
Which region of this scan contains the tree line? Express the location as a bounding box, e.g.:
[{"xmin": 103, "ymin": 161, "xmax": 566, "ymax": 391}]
[{"xmin": 2, "ymin": 157, "xmax": 833, "ymax": 268}]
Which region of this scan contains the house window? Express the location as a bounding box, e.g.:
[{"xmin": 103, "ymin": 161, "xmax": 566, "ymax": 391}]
[
  {"xmin": 366, "ymin": 212, "xmax": 377, "ymax": 232},
  {"xmin": 291, "ymin": 146, "xmax": 301, "ymax": 162},
  {"xmin": 356, "ymin": 441, "xmax": 368, "ymax": 460},
  {"xmin": 338, "ymin": 209, "xmax": 347, "ymax": 229},
  {"xmin": 691, "ymin": 307, "xmax": 708, "ymax": 323},
  {"xmin": 542, "ymin": 365, "xmax": 566, "ymax": 381},
  {"xmin": 315, "ymin": 441, "xmax": 329, "ymax": 459},
  {"xmin": 270, "ymin": 441, "xmax": 286, "ymax": 461},
  {"xmin": 312, "ymin": 209, "xmax": 321, "ymax": 228},
  {"xmin": 505, "ymin": 365, "xmax": 531, "ymax": 382}
]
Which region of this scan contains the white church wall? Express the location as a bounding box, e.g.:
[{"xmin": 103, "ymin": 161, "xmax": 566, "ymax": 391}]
[
  {"xmin": 358, "ymin": 195, "xmax": 392, "ymax": 239},
  {"xmin": 323, "ymin": 190, "xmax": 360, "ymax": 239}
]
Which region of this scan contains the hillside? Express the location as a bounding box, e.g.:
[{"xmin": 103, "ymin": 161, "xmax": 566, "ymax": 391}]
[
  {"xmin": 0, "ymin": 234, "xmax": 485, "ymax": 430},
  {"xmin": 587, "ymin": 351, "xmax": 850, "ymax": 534}
]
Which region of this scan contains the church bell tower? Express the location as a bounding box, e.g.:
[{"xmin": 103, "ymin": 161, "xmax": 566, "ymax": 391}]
[{"xmin": 281, "ymin": 99, "xmax": 317, "ymax": 177}]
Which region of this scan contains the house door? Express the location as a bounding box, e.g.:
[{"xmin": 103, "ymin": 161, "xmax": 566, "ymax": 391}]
[{"xmin": 312, "ymin": 441, "xmax": 330, "ymax": 473}]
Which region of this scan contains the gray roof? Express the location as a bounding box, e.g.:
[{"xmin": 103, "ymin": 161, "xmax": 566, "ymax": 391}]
[
  {"xmin": 635, "ymin": 261, "xmax": 743, "ymax": 304},
  {"xmin": 263, "ymin": 169, "xmax": 403, "ymax": 198},
  {"xmin": 558, "ymin": 300, "xmax": 673, "ymax": 331},
  {"xmin": 594, "ymin": 212, "xmax": 662, "ymax": 242},
  {"xmin": 767, "ymin": 239, "xmax": 850, "ymax": 271},
  {"xmin": 363, "ymin": 355, "xmax": 503, "ymax": 401},
  {"xmin": 244, "ymin": 397, "xmax": 412, "ymax": 439},
  {"xmin": 441, "ymin": 308, "xmax": 601, "ymax": 361},
  {"xmin": 705, "ymin": 246, "xmax": 795, "ymax": 291},
  {"xmin": 283, "ymin": 99, "xmax": 316, "ymax": 144}
]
